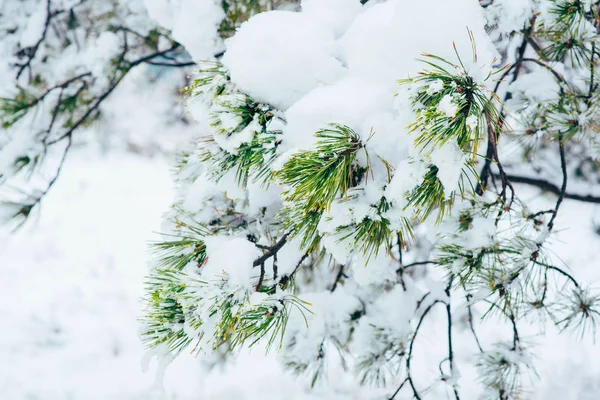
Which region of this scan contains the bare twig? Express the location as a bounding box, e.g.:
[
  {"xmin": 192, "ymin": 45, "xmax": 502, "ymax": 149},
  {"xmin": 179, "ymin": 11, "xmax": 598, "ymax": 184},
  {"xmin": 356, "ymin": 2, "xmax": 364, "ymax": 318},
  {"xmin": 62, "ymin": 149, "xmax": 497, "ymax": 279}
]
[
  {"xmin": 15, "ymin": 0, "xmax": 63, "ymax": 81},
  {"xmin": 253, "ymin": 233, "xmax": 290, "ymax": 267},
  {"xmin": 495, "ymin": 174, "xmax": 600, "ymax": 204},
  {"xmin": 278, "ymin": 251, "xmax": 310, "ymax": 288},
  {"xmin": 444, "ymin": 282, "xmax": 460, "ymax": 400},
  {"xmin": 330, "ymin": 264, "xmax": 345, "ymax": 293},
  {"xmin": 547, "ymin": 133, "xmax": 567, "ymax": 230}
]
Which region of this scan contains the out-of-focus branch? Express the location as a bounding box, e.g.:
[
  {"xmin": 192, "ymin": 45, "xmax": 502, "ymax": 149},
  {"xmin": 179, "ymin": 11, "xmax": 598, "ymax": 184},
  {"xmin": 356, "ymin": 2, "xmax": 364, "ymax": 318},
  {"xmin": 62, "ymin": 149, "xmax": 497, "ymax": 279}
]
[{"xmin": 495, "ymin": 174, "xmax": 600, "ymax": 204}]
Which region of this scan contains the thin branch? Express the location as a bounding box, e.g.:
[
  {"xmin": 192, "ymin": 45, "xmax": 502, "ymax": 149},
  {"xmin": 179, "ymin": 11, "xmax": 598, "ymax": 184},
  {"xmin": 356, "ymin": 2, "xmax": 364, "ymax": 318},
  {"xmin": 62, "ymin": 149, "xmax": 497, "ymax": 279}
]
[
  {"xmin": 496, "ymin": 174, "xmax": 600, "ymax": 204},
  {"xmin": 521, "ymin": 58, "xmax": 568, "ymax": 84},
  {"xmin": 445, "ymin": 282, "xmax": 460, "ymax": 400},
  {"xmin": 528, "ymin": 209, "xmax": 555, "ymax": 219},
  {"xmin": 256, "ymin": 262, "xmax": 266, "ymax": 291},
  {"xmin": 47, "ymin": 72, "xmax": 128, "ymax": 145},
  {"xmin": 389, "ymin": 377, "xmax": 409, "ymax": 400},
  {"xmin": 129, "ymin": 43, "xmax": 182, "ymax": 67},
  {"xmin": 278, "ymin": 251, "xmax": 310, "ymax": 287},
  {"xmin": 402, "ymin": 261, "xmax": 437, "ymax": 270},
  {"xmin": 15, "ymin": 0, "xmax": 63, "ymax": 81},
  {"xmin": 330, "ymin": 264, "xmax": 345, "ymax": 292},
  {"xmin": 466, "ymin": 299, "xmax": 484, "ymax": 353},
  {"xmin": 534, "ymin": 260, "xmax": 580, "ymax": 289},
  {"xmin": 16, "ymin": 135, "xmax": 73, "ymax": 220},
  {"xmin": 406, "ymin": 300, "xmax": 444, "ymax": 400},
  {"xmin": 547, "ymin": 133, "xmax": 567, "ymax": 230},
  {"xmin": 395, "ymin": 233, "xmax": 408, "ymax": 291},
  {"xmin": 253, "ymin": 233, "xmax": 290, "ymax": 267},
  {"xmin": 146, "ymin": 60, "xmax": 196, "ymax": 68},
  {"xmin": 483, "ymin": 300, "xmax": 521, "ymax": 349}
]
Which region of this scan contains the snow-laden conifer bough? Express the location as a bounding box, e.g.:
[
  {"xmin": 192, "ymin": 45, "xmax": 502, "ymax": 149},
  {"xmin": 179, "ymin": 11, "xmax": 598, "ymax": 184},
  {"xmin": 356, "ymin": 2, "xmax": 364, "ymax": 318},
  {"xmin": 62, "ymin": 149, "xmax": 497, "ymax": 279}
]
[
  {"xmin": 3, "ymin": 0, "xmax": 600, "ymax": 399},
  {"xmin": 137, "ymin": 0, "xmax": 600, "ymax": 398}
]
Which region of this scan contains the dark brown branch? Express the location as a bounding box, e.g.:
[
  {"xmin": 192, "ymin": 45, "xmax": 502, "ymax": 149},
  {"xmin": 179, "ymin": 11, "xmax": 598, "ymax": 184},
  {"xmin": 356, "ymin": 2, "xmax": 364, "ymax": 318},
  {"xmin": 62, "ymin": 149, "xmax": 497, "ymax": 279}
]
[
  {"xmin": 528, "ymin": 209, "xmax": 555, "ymax": 219},
  {"xmin": 445, "ymin": 282, "xmax": 460, "ymax": 400},
  {"xmin": 466, "ymin": 299, "xmax": 484, "ymax": 353},
  {"xmin": 405, "ymin": 300, "xmax": 445, "ymax": 400},
  {"xmin": 15, "ymin": 0, "xmax": 63, "ymax": 81},
  {"xmin": 534, "ymin": 260, "xmax": 580, "ymax": 289},
  {"xmin": 402, "ymin": 260, "xmax": 437, "ymax": 270},
  {"xmin": 520, "ymin": 58, "xmax": 568, "ymax": 84},
  {"xmin": 483, "ymin": 300, "xmax": 520, "ymax": 349},
  {"xmin": 16, "ymin": 135, "xmax": 72, "ymax": 221},
  {"xmin": 47, "ymin": 72, "xmax": 128, "ymax": 145},
  {"xmin": 146, "ymin": 60, "xmax": 196, "ymax": 68},
  {"xmin": 495, "ymin": 174, "xmax": 600, "ymax": 204},
  {"xmin": 278, "ymin": 251, "xmax": 310, "ymax": 288},
  {"xmin": 256, "ymin": 262, "xmax": 266, "ymax": 291},
  {"xmin": 253, "ymin": 233, "xmax": 290, "ymax": 267},
  {"xmin": 25, "ymin": 72, "xmax": 92, "ymax": 110},
  {"xmin": 478, "ymin": 17, "xmax": 539, "ymax": 195},
  {"xmin": 389, "ymin": 377, "xmax": 409, "ymax": 400},
  {"xmin": 129, "ymin": 43, "xmax": 182, "ymax": 67},
  {"xmin": 547, "ymin": 133, "xmax": 567, "ymax": 230},
  {"xmin": 330, "ymin": 264, "xmax": 345, "ymax": 293},
  {"xmin": 48, "ymin": 43, "xmax": 189, "ymax": 145}
]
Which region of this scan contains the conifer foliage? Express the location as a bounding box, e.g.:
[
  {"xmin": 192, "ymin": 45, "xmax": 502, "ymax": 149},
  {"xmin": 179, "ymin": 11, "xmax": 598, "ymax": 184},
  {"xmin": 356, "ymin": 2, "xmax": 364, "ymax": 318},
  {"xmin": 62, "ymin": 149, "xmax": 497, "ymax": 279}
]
[
  {"xmin": 3, "ymin": 0, "xmax": 600, "ymax": 399},
  {"xmin": 139, "ymin": 1, "xmax": 600, "ymax": 398}
]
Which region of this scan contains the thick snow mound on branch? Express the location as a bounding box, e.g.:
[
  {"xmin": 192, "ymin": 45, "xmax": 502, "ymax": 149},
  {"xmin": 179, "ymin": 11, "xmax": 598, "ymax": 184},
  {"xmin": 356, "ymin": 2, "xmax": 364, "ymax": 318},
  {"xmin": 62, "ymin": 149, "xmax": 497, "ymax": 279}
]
[
  {"xmin": 222, "ymin": 0, "xmax": 496, "ymax": 158},
  {"xmin": 283, "ymin": 77, "xmax": 388, "ymax": 151},
  {"xmin": 222, "ymin": 11, "xmax": 346, "ymax": 110},
  {"xmin": 301, "ymin": 0, "xmax": 363, "ymax": 37},
  {"xmin": 282, "ymin": 76, "xmax": 410, "ymax": 164},
  {"xmin": 342, "ymin": 0, "xmax": 497, "ymax": 86},
  {"xmin": 145, "ymin": 0, "xmax": 224, "ymax": 59}
]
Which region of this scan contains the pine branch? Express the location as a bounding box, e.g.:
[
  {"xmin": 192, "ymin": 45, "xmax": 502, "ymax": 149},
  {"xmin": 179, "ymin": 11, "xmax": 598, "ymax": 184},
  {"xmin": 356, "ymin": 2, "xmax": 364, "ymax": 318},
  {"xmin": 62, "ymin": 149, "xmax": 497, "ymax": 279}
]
[
  {"xmin": 496, "ymin": 174, "xmax": 600, "ymax": 203},
  {"xmin": 444, "ymin": 282, "xmax": 460, "ymax": 400},
  {"xmin": 548, "ymin": 133, "xmax": 568, "ymax": 230},
  {"xmin": 253, "ymin": 233, "xmax": 290, "ymax": 267},
  {"xmin": 14, "ymin": 0, "xmax": 64, "ymax": 81},
  {"xmin": 330, "ymin": 264, "xmax": 345, "ymax": 293}
]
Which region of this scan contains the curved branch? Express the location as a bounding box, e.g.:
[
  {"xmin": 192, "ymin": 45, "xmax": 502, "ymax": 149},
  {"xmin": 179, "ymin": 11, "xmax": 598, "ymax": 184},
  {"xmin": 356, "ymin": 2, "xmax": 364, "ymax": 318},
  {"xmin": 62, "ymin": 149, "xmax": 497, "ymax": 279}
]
[
  {"xmin": 15, "ymin": 0, "xmax": 63, "ymax": 80},
  {"xmin": 405, "ymin": 300, "xmax": 445, "ymax": 400},
  {"xmin": 497, "ymin": 174, "xmax": 600, "ymax": 204},
  {"xmin": 253, "ymin": 233, "xmax": 290, "ymax": 267},
  {"xmin": 547, "ymin": 134, "xmax": 567, "ymax": 230},
  {"xmin": 330, "ymin": 264, "xmax": 345, "ymax": 292}
]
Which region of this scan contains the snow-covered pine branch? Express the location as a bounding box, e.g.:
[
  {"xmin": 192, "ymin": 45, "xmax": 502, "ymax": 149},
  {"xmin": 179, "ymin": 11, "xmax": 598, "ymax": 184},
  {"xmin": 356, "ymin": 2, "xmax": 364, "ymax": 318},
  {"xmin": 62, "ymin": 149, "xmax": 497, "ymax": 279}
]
[
  {"xmin": 138, "ymin": 0, "xmax": 600, "ymax": 398},
  {"xmin": 0, "ymin": 0, "xmax": 296, "ymax": 226},
  {"xmin": 3, "ymin": 0, "xmax": 600, "ymax": 398}
]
